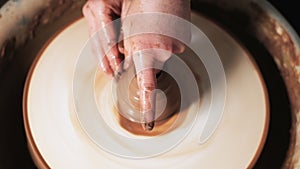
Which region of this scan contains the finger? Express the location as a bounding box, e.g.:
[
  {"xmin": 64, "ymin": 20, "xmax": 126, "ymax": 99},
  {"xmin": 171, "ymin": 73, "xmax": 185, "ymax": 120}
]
[
  {"xmin": 92, "ymin": 43, "xmax": 114, "ymax": 76},
  {"xmin": 88, "ymin": 0, "xmax": 123, "ymax": 76},
  {"xmin": 123, "ymin": 54, "xmax": 133, "ymax": 70},
  {"xmin": 100, "ymin": 25, "xmax": 123, "ymax": 77},
  {"xmin": 120, "ymin": 35, "xmax": 133, "ymax": 71},
  {"xmin": 83, "ymin": 0, "xmax": 123, "ymax": 76},
  {"xmin": 99, "ymin": 55, "xmax": 114, "ymax": 76},
  {"xmin": 83, "ymin": 3, "xmax": 114, "ymax": 76},
  {"xmin": 117, "ymin": 30, "xmax": 124, "ymax": 54},
  {"xmin": 136, "ymin": 68, "xmax": 157, "ymax": 131},
  {"xmin": 130, "ymin": 45, "xmax": 172, "ymax": 131},
  {"xmin": 105, "ymin": 44, "xmax": 123, "ymax": 77}
]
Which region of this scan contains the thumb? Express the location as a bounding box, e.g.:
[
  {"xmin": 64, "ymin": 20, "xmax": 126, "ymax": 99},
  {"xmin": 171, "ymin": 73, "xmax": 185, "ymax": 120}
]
[
  {"xmin": 136, "ymin": 68, "xmax": 156, "ymax": 131},
  {"xmin": 133, "ymin": 51, "xmax": 159, "ymax": 131}
]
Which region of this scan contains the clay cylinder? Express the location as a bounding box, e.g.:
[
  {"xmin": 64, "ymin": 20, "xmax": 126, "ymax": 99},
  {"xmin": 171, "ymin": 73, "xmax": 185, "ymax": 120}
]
[{"xmin": 114, "ymin": 66, "xmax": 181, "ymax": 124}]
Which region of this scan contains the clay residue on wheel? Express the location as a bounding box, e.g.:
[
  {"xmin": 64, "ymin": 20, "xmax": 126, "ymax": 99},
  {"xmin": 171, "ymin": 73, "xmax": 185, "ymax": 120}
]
[
  {"xmin": 250, "ymin": 3, "xmax": 300, "ymax": 168},
  {"xmin": 0, "ymin": 37, "xmax": 15, "ymax": 77},
  {"xmin": 192, "ymin": 0, "xmax": 299, "ymax": 168},
  {"xmin": 0, "ymin": 0, "xmax": 85, "ymax": 76}
]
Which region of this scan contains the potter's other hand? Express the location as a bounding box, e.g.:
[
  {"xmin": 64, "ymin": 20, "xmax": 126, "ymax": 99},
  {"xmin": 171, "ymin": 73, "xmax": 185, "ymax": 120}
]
[
  {"xmin": 121, "ymin": 0, "xmax": 190, "ymax": 130},
  {"xmin": 82, "ymin": 0, "xmax": 123, "ymax": 76}
]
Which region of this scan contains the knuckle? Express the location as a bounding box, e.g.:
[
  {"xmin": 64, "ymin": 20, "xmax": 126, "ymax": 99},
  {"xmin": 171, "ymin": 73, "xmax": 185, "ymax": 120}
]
[{"xmin": 174, "ymin": 43, "xmax": 186, "ymax": 54}]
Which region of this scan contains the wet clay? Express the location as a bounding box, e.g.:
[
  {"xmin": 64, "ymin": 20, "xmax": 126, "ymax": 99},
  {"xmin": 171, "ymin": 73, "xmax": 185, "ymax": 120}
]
[
  {"xmin": 116, "ymin": 70, "xmax": 183, "ymax": 136},
  {"xmin": 115, "ymin": 106, "xmax": 188, "ymax": 136}
]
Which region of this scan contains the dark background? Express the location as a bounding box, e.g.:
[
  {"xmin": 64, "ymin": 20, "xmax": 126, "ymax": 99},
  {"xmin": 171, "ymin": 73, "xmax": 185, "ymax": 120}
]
[
  {"xmin": 268, "ymin": 0, "xmax": 300, "ymax": 35},
  {"xmin": 0, "ymin": 0, "xmax": 299, "ymax": 33},
  {"xmin": 0, "ymin": 0, "xmax": 299, "ymax": 169}
]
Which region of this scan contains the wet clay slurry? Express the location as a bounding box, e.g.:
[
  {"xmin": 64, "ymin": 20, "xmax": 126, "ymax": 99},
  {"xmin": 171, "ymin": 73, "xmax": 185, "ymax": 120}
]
[{"xmin": 116, "ymin": 70, "xmax": 183, "ymax": 136}]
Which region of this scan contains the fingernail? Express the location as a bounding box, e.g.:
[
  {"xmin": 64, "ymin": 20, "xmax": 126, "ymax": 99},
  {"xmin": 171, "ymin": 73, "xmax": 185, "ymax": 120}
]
[
  {"xmin": 113, "ymin": 70, "xmax": 122, "ymax": 81},
  {"xmin": 123, "ymin": 61, "xmax": 130, "ymax": 70},
  {"xmin": 113, "ymin": 63, "xmax": 124, "ymax": 79},
  {"xmin": 142, "ymin": 122, "xmax": 155, "ymax": 131},
  {"xmin": 102, "ymin": 69, "xmax": 113, "ymax": 77},
  {"xmin": 140, "ymin": 108, "xmax": 156, "ymax": 131}
]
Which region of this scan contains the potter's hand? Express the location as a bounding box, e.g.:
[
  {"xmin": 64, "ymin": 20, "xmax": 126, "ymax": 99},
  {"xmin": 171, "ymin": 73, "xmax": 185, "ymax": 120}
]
[
  {"xmin": 83, "ymin": 0, "xmax": 190, "ymax": 130},
  {"xmin": 83, "ymin": 0, "xmax": 123, "ymax": 76}
]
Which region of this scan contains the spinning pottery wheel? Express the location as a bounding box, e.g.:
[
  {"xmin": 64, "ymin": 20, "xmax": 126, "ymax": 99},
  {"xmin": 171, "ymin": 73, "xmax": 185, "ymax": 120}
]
[{"xmin": 0, "ymin": 0, "xmax": 299, "ymax": 168}]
